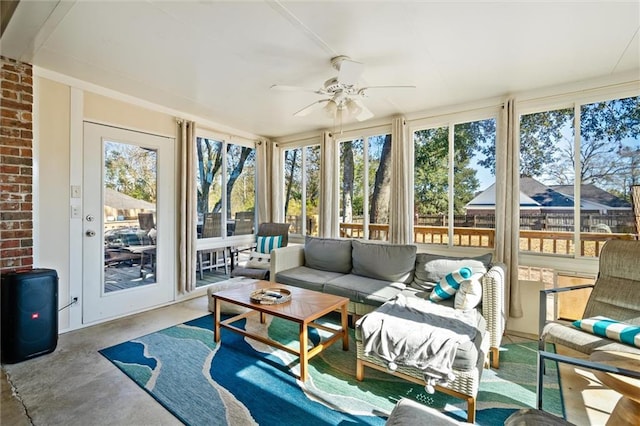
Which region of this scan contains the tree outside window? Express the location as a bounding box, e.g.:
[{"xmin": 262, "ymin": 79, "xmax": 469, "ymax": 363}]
[
  {"xmin": 196, "ymin": 137, "xmax": 256, "ymax": 239},
  {"xmin": 339, "ymin": 134, "xmax": 391, "ymax": 240},
  {"xmin": 284, "ymin": 145, "xmax": 320, "ymax": 236},
  {"xmin": 413, "ymin": 119, "xmax": 496, "ymax": 247},
  {"xmin": 518, "ymin": 96, "xmax": 639, "ymax": 257}
]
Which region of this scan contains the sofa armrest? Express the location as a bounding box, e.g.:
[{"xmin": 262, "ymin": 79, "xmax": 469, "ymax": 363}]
[
  {"xmin": 482, "ymin": 262, "xmax": 506, "ymax": 367},
  {"xmin": 270, "ymin": 245, "xmax": 305, "ymax": 282}
]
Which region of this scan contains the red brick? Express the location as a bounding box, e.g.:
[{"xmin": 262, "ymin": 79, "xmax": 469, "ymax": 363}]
[
  {"xmin": 0, "ymin": 146, "xmax": 19, "ymax": 155},
  {"xmin": 0, "ymin": 239, "xmax": 19, "ymax": 249},
  {"xmin": 3, "ymin": 71, "xmax": 19, "ymax": 82},
  {"xmin": 0, "ymin": 183, "xmax": 20, "ymax": 193},
  {"xmin": 0, "ymin": 127, "xmax": 20, "ymax": 137},
  {"xmin": 0, "ymin": 201, "xmax": 19, "ymax": 210},
  {"xmin": 1, "ymin": 108, "xmax": 18, "ymax": 119},
  {"xmin": 20, "ymin": 202, "xmax": 32, "ymax": 211},
  {"xmin": 1, "ymin": 118, "xmax": 31, "ymax": 129},
  {"xmin": 0, "ymin": 164, "xmax": 20, "ymax": 174},
  {"xmin": 20, "ymin": 130, "xmax": 32, "ymax": 139},
  {"xmin": 1, "ymin": 137, "xmax": 31, "ymax": 147},
  {"xmin": 20, "ymin": 148, "xmax": 32, "ymax": 157},
  {"xmin": 0, "ymin": 98, "xmax": 31, "ymax": 111},
  {"xmin": 1, "ymin": 89, "xmax": 17, "ymax": 100}
]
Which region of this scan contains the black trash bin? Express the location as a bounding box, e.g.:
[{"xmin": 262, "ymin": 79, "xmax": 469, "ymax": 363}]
[{"xmin": 1, "ymin": 268, "xmax": 59, "ymax": 364}]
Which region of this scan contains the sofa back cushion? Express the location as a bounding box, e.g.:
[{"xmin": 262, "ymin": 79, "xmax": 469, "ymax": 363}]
[
  {"xmin": 351, "ymin": 240, "xmax": 417, "ymax": 283},
  {"xmin": 413, "ymin": 252, "xmax": 492, "ymax": 290},
  {"xmin": 304, "ymin": 236, "xmax": 352, "ymax": 273}
]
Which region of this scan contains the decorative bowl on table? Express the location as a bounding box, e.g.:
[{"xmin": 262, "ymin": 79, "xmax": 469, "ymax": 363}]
[{"xmin": 250, "ymin": 288, "xmax": 291, "ymax": 305}]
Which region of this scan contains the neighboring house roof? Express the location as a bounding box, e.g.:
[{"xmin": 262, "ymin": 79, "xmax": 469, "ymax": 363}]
[
  {"xmin": 465, "ymin": 177, "xmax": 631, "ymax": 211},
  {"xmin": 551, "ymin": 184, "xmax": 632, "ymax": 208}
]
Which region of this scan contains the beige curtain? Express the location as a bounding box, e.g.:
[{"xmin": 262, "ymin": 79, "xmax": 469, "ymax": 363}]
[
  {"xmin": 178, "ymin": 120, "xmax": 198, "ymax": 293},
  {"xmin": 256, "ymin": 139, "xmax": 272, "ymax": 224},
  {"xmin": 320, "ymin": 131, "xmax": 335, "ymax": 237},
  {"xmin": 390, "ymin": 116, "xmax": 412, "ymax": 244},
  {"xmin": 495, "ymin": 99, "xmax": 521, "ymax": 318}
]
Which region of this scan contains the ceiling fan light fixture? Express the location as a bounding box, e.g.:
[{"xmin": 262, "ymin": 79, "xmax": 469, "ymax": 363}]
[{"xmin": 324, "ymin": 99, "xmax": 338, "ymax": 118}]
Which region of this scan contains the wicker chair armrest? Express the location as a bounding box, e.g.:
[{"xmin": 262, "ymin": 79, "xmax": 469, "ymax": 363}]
[
  {"xmin": 482, "ymin": 262, "xmax": 506, "ymax": 351},
  {"xmin": 538, "ymin": 284, "xmax": 596, "ymax": 348},
  {"xmin": 269, "ymin": 245, "xmax": 305, "ymax": 282}
]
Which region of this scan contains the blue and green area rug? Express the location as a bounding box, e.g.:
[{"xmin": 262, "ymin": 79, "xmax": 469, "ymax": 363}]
[{"xmin": 100, "ymin": 314, "xmax": 564, "ymax": 425}]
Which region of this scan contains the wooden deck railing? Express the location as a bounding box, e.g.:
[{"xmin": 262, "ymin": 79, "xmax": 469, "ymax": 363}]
[{"xmin": 339, "ymin": 222, "xmax": 636, "ymax": 257}]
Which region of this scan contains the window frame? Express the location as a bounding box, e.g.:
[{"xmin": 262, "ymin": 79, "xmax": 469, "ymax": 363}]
[
  {"xmin": 334, "ymin": 124, "xmax": 392, "ymax": 240},
  {"xmin": 409, "ymin": 106, "xmax": 500, "ymax": 255},
  {"xmin": 195, "ymin": 129, "xmax": 258, "ymax": 251}
]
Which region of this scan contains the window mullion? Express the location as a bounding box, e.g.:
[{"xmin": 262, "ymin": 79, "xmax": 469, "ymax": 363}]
[
  {"xmin": 447, "ymin": 125, "xmax": 455, "ymax": 247},
  {"xmin": 574, "ymin": 103, "xmax": 581, "ymax": 258}
]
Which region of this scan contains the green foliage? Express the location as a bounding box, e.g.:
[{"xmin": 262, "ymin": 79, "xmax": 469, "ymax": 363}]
[{"xmin": 104, "ymin": 142, "xmax": 157, "ymax": 203}]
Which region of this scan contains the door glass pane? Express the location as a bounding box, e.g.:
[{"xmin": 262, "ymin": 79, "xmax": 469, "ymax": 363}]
[{"xmin": 103, "ymin": 141, "xmax": 157, "ymax": 292}]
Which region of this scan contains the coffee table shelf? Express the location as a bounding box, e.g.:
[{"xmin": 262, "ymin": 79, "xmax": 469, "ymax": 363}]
[{"xmin": 212, "ymin": 280, "xmax": 349, "ymax": 381}]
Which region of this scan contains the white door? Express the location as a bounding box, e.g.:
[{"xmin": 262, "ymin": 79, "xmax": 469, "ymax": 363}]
[{"xmin": 82, "ymin": 122, "xmax": 175, "ymax": 324}]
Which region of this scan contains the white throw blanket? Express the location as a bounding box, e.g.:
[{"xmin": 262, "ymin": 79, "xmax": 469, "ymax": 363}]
[{"xmin": 357, "ymin": 294, "xmax": 479, "ymax": 393}]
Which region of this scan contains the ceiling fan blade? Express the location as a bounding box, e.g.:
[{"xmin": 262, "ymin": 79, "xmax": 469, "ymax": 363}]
[
  {"xmin": 293, "ymin": 99, "xmax": 330, "ymax": 117},
  {"xmin": 270, "ymin": 84, "xmax": 320, "ymax": 93},
  {"xmin": 337, "ymin": 58, "xmax": 364, "ymax": 86},
  {"xmin": 359, "ymin": 85, "xmax": 416, "ymax": 96}
]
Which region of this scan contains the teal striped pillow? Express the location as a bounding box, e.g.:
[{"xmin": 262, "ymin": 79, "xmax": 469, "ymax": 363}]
[
  {"xmin": 256, "ymin": 235, "xmax": 283, "ymax": 254},
  {"xmin": 572, "ymin": 316, "xmax": 640, "ymax": 348},
  {"xmin": 429, "ymin": 267, "xmax": 472, "ymax": 302}
]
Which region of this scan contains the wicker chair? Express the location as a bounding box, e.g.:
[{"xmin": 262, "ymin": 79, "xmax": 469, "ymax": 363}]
[
  {"xmin": 230, "ymin": 222, "xmax": 290, "ymax": 280},
  {"xmin": 355, "ymin": 263, "xmax": 506, "ymax": 423},
  {"xmin": 539, "ymin": 239, "xmax": 640, "ymax": 356}
]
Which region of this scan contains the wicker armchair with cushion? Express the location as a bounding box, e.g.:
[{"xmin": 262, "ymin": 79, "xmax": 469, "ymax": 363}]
[
  {"xmin": 539, "ymin": 239, "xmax": 640, "ymax": 357},
  {"xmin": 230, "ymin": 222, "xmax": 290, "ymax": 280}
]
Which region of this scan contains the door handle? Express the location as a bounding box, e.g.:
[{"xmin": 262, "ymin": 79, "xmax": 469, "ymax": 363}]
[{"xmin": 86, "ymin": 230, "xmax": 96, "ymax": 237}]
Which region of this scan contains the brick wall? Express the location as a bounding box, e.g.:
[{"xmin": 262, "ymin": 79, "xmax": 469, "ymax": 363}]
[{"xmin": 1, "ymin": 56, "xmax": 33, "ymax": 272}]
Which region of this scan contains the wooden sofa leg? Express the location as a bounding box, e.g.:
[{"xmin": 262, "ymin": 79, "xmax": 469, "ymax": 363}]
[
  {"xmin": 466, "ymin": 396, "xmax": 476, "ymax": 423},
  {"xmin": 491, "ymin": 347, "xmax": 500, "ymax": 369},
  {"xmin": 356, "ymin": 359, "xmax": 364, "ymax": 381}
]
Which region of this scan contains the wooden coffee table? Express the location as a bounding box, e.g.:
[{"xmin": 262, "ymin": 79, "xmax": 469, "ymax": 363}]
[
  {"xmin": 590, "ymin": 350, "xmax": 640, "ymax": 426},
  {"xmin": 212, "ymin": 280, "xmax": 349, "ymax": 381}
]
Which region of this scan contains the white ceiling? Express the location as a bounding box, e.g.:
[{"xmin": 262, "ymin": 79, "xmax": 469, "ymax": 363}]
[{"xmin": 2, "ymin": 1, "xmax": 639, "ymax": 139}]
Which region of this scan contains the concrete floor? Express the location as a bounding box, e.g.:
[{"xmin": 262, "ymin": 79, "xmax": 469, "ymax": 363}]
[{"xmin": 1, "ymin": 296, "xmax": 619, "ymax": 425}]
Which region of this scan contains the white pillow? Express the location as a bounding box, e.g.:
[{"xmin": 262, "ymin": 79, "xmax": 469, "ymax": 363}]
[
  {"xmin": 454, "ymin": 272, "xmax": 483, "ymax": 310},
  {"xmin": 245, "ymin": 250, "xmax": 270, "ymax": 269}
]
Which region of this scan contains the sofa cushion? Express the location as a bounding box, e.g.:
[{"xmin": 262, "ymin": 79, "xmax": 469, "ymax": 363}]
[
  {"xmin": 275, "ymin": 266, "xmax": 344, "ymax": 292},
  {"xmin": 325, "ymin": 274, "xmax": 406, "ymax": 306},
  {"xmin": 304, "ymin": 236, "xmax": 353, "ymax": 273},
  {"xmin": 351, "ymin": 240, "xmax": 417, "ymax": 283},
  {"xmin": 413, "ymin": 252, "xmax": 491, "ymax": 290}
]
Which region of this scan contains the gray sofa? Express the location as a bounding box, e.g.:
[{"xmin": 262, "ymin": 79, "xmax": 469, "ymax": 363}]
[{"xmin": 270, "ymin": 236, "xmax": 506, "ymax": 368}]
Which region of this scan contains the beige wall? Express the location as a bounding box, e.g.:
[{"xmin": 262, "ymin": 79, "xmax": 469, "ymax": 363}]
[
  {"xmin": 84, "ymin": 92, "xmax": 175, "ymax": 137},
  {"xmin": 36, "ymin": 77, "xmax": 71, "ymax": 328}
]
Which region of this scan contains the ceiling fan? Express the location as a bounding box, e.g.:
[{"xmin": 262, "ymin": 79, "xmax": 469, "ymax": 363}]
[{"xmin": 271, "ymin": 55, "xmax": 415, "ymax": 122}]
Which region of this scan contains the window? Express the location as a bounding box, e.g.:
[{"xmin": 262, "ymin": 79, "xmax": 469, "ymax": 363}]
[
  {"xmin": 283, "ymin": 145, "xmax": 321, "ymax": 236},
  {"xmin": 196, "ymin": 136, "xmax": 256, "ymax": 239},
  {"xmin": 413, "ymin": 118, "xmax": 496, "ymax": 247},
  {"xmin": 518, "ymin": 95, "xmax": 639, "ymax": 258},
  {"xmin": 339, "ymin": 133, "xmax": 391, "ymax": 240}
]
